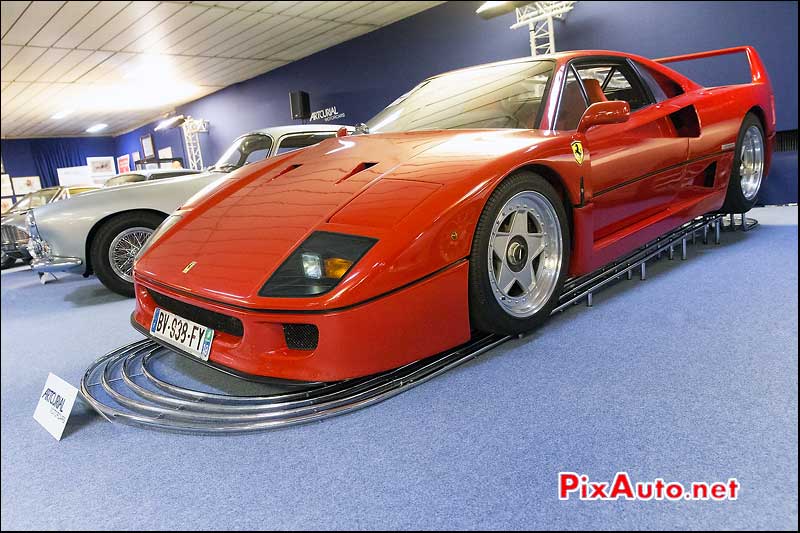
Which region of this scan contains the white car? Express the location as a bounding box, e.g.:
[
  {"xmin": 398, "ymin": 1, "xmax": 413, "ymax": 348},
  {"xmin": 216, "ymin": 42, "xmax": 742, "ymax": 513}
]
[{"xmin": 28, "ymin": 124, "xmax": 348, "ymax": 296}]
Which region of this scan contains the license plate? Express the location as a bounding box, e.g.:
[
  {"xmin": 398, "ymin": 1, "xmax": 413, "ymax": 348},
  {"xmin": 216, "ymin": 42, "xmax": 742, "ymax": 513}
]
[{"xmin": 149, "ymin": 308, "xmax": 214, "ymax": 361}]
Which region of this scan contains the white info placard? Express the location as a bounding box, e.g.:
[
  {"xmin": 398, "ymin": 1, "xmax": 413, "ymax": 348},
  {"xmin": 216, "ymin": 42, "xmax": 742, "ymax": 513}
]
[{"xmin": 33, "ymin": 373, "xmax": 80, "ymax": 440}]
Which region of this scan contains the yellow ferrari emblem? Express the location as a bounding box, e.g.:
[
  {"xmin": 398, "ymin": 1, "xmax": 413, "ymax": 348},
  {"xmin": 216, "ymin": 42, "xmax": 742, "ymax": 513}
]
[
  {"xmin": 182, "ymin": 261, "xmax": 197, "ymax": 274},
  {"xmin": 571, "ymin": 141, "xmax": 585, "ymax": 165}
]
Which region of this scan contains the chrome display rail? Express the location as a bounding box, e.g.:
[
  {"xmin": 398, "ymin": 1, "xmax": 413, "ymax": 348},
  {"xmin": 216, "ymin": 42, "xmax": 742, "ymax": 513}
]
[{"xmin": 80, "ymin": 213, "xmax": 756, "ymax": 433}]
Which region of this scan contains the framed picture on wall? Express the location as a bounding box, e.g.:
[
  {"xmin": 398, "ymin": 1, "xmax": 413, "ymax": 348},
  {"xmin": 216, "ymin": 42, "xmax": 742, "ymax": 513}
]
[
  {"xmin": 117, "ymin": 154, "xmax": 130, "ymax": 174},
  {"xmin": 140, "ymin": 134, "xmax": 156, "ymax": 159},
  {"xmin": 86, "ymin": 157, "xmax": 116, "ymax": 178},
  {"xmin": 11, "ymin": 176, "xmax": 41, "ymax": 195}
]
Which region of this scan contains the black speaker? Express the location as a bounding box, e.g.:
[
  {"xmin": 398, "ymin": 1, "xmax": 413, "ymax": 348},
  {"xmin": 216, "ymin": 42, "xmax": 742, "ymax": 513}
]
[{"xmin": 289, "ymin": 91, "xmax": 310, "ymax": 120}]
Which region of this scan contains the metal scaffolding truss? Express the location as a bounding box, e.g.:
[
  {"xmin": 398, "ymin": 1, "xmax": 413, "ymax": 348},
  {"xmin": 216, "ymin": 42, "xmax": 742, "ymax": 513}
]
[
  {"xmin": 510, "ymin": 1, "xmax": 576, "ymax": 56},
  {"xmin": 181, "ymin": 117, "xmax": 209, "ymax": 170}
]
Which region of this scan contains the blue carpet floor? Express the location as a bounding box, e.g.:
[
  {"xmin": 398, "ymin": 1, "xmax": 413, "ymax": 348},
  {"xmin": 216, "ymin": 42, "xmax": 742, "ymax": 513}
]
[{"xmin": 1, "ymin": 206, "xmax": 797, "ymax": 530}]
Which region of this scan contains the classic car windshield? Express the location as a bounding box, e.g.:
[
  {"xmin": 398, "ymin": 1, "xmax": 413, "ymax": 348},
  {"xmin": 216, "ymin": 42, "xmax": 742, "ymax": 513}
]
[
  {"xmin": 9, "ymin": 188, "xmax": 59, "ymax": 211},
  {"xmin": 212, "ymin": 134, "xmax": 273, "ymax": 171},
  {"xmin": 365, "ymin": 60, "xmax": 554, "ymax": 133}
]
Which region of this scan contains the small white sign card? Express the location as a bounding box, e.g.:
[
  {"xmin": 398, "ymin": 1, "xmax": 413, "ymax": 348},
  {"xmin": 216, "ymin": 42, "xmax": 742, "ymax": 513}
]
[{"xmin": 33, "ymin": 373, "xmax": 80, "ymax": 440}]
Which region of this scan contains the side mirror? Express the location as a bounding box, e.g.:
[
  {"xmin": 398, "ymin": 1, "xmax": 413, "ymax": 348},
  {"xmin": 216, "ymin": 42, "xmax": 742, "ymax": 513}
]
[{"xmin": 577, "ymin": 101, "xmax": 630, "ymax": 134}]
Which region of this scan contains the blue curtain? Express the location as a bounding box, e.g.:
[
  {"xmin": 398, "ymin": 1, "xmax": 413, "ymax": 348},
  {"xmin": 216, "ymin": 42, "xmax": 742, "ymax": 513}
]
[{"xmin": 29, "ymin": 138, "xmax": 93, "ymax": 188}]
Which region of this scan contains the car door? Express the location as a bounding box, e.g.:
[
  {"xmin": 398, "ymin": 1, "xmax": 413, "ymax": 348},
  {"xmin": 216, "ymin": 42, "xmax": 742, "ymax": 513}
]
[{"xmin": 559, "ymin": 58, "xmax": 690, "ymax": 241}]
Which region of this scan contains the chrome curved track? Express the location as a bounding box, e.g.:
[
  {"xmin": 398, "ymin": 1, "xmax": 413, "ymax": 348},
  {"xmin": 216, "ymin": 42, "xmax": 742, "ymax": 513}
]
[
  {"xmin": 81, "ymin": 214, "xmax": 755, "ymax": 433},
  {"xmin": 80, "ymin": 334, "xmax": 510, "ymax": 434}
]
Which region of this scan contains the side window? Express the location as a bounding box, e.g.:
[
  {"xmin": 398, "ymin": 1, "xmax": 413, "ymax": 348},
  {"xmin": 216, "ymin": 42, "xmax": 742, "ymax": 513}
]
[
  {"xmin": 576, "ymin": 64, "xmax": 651, "ymax": 111},
  {"xmin": 555, "ymin": 68, "xmax": 588, "ymax": 131},
  {"xmin": 635, "ymin": 61, "xmax": 683, "ymax": 99}
]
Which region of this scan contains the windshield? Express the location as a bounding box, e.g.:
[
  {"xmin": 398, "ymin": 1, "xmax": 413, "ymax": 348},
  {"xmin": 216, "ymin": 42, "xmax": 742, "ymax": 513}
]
[
  {"xmin": 9, "ymin": 188, "xmax": 59, "ymax": 211},
  {"xmin": 104, "ymin": 174, "xmax": 146, "ymax": 187},
  {"xmin": 212, "ymin": 134, "xmax": 273, "ymax": 171},
  {"xmin": 365, "ymin": 60, "xmax": 554, "ymax": 133}
]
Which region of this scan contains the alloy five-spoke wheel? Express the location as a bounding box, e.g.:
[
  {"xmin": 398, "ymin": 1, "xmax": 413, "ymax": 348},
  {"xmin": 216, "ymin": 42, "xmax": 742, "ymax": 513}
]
[
  {"xmin": 469, "ymin": 171, "xmax": 570, "ymax": 335},
  {"xmin": 487, "ymin": 191, "xmax": 563, "ymax": 318},
  {"xmin": 721, "ymin": 113, "xmax": 766, "ymax": 214},
  {"xmin": 739, "ymin": 124, "xmax": 764, "ymax": 202}
]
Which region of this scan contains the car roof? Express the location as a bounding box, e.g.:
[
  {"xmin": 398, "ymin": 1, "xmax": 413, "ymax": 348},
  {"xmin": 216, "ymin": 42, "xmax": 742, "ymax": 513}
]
[
  {"xmin": 428, "ymin": 50, "xmax": 651, "ymax": 78},
  {"xmin": 242, "ymin": 124, "xmax": 350, "ymax": 138}
]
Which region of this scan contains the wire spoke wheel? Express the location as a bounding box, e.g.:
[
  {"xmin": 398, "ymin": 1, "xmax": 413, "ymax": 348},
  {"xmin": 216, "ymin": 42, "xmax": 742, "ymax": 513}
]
[
  {"xmin": 108, "ymin": 227, "xmax": 153, "ymax": 283},
  {"xmin": 487, "ymin": 191, "xmax": 563, "ymax": 318},
  {"xmin": 739, "ymin": 124, "xmax": 764, "ymax": 201}
]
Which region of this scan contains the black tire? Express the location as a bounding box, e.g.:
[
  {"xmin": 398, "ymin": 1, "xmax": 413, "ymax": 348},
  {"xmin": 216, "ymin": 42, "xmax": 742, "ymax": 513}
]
[
  {"xmin": 469, "ymin": 171, "xmax": 571, "ymax": 335},
  {"xmin": 1, "ymin": 253, "xmax": 16, "ymax": 269},
  {"xmin": 720, "ymin": 113, "xmax": 765, "ymax": 214},
  {"xmin": 90, "ymin": 212, "xmax": 165, "ymax": 297}
]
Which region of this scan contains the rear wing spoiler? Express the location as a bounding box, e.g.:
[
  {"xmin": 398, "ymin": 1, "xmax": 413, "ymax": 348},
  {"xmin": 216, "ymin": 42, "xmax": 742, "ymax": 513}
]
[{"xmin": 654, "ymin": 46, "xmax": 769, "ymax": 85}]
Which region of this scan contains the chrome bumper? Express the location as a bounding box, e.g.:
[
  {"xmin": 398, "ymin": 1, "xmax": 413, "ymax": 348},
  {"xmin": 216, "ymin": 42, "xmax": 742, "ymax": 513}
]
[{"xmin": 30, "ymin": 256, "xmax": 82, "ymax": 272}]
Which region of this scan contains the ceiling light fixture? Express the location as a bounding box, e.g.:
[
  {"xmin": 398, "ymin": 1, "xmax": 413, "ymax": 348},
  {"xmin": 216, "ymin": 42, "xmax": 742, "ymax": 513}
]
[
  {"xmin": 86, "ymin": 123, "xmax": 108, "ymax": 133},
  {"xmin": 51, "ymin": 109, "xmax": 74, "ymax": 120},
  {"xmin": 154, "ymin": 115, "xmax": 186, "ymax": 131}
]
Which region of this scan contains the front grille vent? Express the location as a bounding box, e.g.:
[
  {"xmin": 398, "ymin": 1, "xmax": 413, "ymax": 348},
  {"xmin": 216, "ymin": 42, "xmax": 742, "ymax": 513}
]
[
  {"xmin": 148, "ymin": 289, "xmax": 244, "ymax": 337},
  {"xmin": 283, "ymin": 324, "xmax": 319, "ymax": 351},
  {"xmin": 1, "ymin": 225, "xmax": 28, "ymax": 245}
]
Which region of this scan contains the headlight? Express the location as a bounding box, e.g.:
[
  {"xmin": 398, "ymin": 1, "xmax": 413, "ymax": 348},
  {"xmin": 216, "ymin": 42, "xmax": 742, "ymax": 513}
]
[
  {"xmin": 134, "ymin": 214, "xmax": 182, "ymax": 262},
  {"xmin": 259, "ymin": 231, "xmax": 377, "ymax": 297}
]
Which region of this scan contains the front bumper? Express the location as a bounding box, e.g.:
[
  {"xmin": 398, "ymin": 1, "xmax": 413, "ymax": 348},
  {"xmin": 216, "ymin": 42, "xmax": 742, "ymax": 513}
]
[
  {"xmin": 30, "ymin": 256, "xmax": 83, "ymax": 272},
  {"xmin": 131, "ymin": 260, "xmax": 472, "ymax": 382}
]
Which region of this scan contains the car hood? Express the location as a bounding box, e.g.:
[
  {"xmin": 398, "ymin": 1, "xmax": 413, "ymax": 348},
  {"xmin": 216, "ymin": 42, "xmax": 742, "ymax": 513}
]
[
  {"xmin": 135, "ymin": 129, "xmax": 556, "ymax": 304},
  {"xmin": 1, "ymin": 210, "xmax": 29, "ymax": 227}
]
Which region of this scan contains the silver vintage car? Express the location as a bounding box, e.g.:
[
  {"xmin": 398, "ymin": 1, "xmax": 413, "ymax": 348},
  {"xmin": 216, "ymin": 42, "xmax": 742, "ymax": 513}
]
[
  {"xmin": 28, "ymin": 124, "xmax": 347, "ymax": 296},
  {"xmin": 2, "ymin": 185, "xmax": 99, "ymax": 268}
]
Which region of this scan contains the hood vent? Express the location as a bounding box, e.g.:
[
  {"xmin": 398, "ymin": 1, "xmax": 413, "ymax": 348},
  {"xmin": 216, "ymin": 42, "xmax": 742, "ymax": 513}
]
[
  {"xmin": 276, "ymin": 164, "xmax": 302, "ymax": 177},
  {"xmin": 336, "ymin": 162, "xmax": 378, "ymax": 184}
]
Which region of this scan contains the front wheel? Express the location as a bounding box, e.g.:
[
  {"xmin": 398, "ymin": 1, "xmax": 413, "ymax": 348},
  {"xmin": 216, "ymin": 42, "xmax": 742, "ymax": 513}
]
[
  {"xmin": 1, "ymin": 252, "xmax": 16, "ymax": 269},
  {"xmin": 469, "ymin": 171, "xmax": 571, "ymax": 335},
  {"xmin": 90, "ymin": 212, "xmax": 165, "ymax": 297}
]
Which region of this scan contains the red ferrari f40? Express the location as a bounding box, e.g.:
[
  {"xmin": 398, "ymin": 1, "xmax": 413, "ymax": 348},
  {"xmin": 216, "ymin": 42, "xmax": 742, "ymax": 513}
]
[{"xmin": 132, "ymin": 47, "xmax": 774, "ymax": 382}]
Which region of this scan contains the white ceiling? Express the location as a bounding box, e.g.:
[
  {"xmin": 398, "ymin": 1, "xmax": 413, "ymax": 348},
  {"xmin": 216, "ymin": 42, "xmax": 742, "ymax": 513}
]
[{"xmin": 0, "ymin": 1, "xmax": 442, "ymax": 138}]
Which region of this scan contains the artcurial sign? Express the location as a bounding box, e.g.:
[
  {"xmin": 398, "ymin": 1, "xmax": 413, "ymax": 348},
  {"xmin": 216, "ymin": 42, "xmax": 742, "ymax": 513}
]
[
  {"xmin": 310, "ymin": 105, "xmax": 346, "ymax": 122},
  {"xmin": 33, "ymin": 373, "xmax": 80, "ymax": 440}
]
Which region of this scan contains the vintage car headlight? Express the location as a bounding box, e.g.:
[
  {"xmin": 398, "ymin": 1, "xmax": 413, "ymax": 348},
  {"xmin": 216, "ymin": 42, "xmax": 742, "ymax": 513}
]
[
  {"xmin": 26, "ymin": 211, "xmax": 40, "ymax": 240},
  {"xmin": 26, "ymin": 211, "xmax": 50, "ymax": 258},
  {"xmin": 134, "ymin": 214, "xmax": 182, "ymax": 262},
  {"xmin": 259, "ymin": 231, "xmax": 377, "ymax": 297}
]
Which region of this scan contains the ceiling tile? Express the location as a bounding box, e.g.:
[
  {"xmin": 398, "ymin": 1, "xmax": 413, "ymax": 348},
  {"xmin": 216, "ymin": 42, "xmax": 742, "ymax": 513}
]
[{"xmin": 2, "ymin": 1, "xmax": 64, "ymax": 46}]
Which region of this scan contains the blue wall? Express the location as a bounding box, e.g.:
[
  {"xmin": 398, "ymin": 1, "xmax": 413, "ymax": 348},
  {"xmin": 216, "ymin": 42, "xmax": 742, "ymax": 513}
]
[
  {"xmin": 113, "ymin": 122, "xmax": 186, "ymax": 167},
  {"xmin": 3, "ymin": 1, "xmax": 796, "ymax": 202}
]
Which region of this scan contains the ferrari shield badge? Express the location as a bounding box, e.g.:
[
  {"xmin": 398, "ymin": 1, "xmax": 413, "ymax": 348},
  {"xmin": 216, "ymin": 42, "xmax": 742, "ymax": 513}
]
[{"xmin": 571, "ymin": 141, "xmax": 585, "ymax": 165}]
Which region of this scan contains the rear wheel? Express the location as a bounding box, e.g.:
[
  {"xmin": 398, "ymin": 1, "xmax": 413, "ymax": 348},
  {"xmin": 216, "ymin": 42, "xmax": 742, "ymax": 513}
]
[
  {"xmin": 469, "ymin": 171, "xmax": 571, "ymax": 335},
  {"xmin": 720, "ymin": 113, "xmax": 765, "ymax": 213},
  {"xmin": 90, "ymin": 212, "xmax": 164, "ymax": 297}
]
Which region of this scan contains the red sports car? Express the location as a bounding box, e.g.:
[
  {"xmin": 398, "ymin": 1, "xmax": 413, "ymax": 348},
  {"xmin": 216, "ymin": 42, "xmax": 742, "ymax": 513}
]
[{"xmin": 131, "ymin": 47, "xmax": 774, "ymax": 382}]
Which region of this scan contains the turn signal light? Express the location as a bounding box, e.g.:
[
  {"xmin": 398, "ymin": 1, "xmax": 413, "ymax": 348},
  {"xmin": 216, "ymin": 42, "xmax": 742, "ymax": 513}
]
[{"xmin": 324, "ymin": 257, "xmax": 353, "ymax": 279}]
